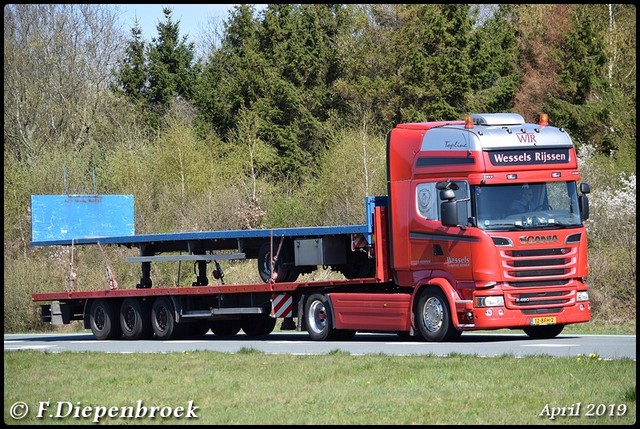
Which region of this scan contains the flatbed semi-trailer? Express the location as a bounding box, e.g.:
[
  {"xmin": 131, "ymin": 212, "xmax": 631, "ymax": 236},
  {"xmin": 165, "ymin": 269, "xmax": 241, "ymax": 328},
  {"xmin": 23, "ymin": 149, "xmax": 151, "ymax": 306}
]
[{"xmin": 31, "ymin": 113, "xmax": 592, "ymax": 342}]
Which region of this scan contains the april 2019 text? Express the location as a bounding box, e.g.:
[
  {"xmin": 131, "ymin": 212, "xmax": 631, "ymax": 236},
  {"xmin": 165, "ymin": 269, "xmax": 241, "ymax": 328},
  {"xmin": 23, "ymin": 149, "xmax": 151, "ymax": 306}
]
[{"xmin": 539, "ymin": 403, "xmax": 628, "ymax": 420}]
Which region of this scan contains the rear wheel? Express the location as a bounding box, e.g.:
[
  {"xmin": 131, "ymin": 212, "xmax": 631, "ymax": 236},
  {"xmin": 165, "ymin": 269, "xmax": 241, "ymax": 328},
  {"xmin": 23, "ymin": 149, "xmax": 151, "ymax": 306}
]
[
  {"xmin": 415, "ymin": 287, "xmax": 460, "ymax": 342},
  {"xmin": 241, "ymin": 314, "xmax": 277, "ymax": 337},
  {"xmin": 523, "ymin": 324, "xmax": 564, "ymax": 339},
  {"xmin": 209, "ymin": 319, "xmax": 242, "ymax": 337},
  {"xmin": 151, "ymin": 297, "xmax": 178, "ymax": 340},
  {"xmin": 305, "ymin": 294, "xmax": 334, "ymax": 341},
  {"xmin": 120, "ymin": 298, "xmax": 153, "ymax": 340},
  {"xmin": 332, "ymin": 329, "xmax": 356, "ymax": 340},
  {"xmin": 89, "ymin": 299, "xmax": 121, "ymax": 340}
]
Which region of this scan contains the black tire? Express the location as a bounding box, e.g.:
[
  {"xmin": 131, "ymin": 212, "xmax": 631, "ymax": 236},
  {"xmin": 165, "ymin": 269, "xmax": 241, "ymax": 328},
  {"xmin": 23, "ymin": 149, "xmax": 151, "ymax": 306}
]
[
  {"xmin": 332, "ymin": 329, "xmax": 356, "ymax": 341},
  {"xmin": 209, "ymin": 319, "xmax": 242, "ymax": 337},
  {"xmin": 304, "ymin": 293, "xmax": 334, "ymax": 341},
  {"xmin": 396, "ymin": 331, "xmax": 417, "ymax": 340},
  {"xmin": 151, "ymin": 297, "xmax": 178, "ymax": 340},
  {"xmin": 523, "ymin": 324, "xmax": 564, "ymax": 339},
  {"xmin": 415, "ymin": 287, "xmax": 460, "ymax": 342},
  {"xmin": 120, "ymin": 298, "xmax": 153, "ymax": 340},
  {"xmin": 257, "ymin": 242, "xmax": 291, "ymax": 283},
  {"xmin": 180, "ymin": 321, "xmax": 210, "ymax": 338},
  {"xmin": 338, "ymin": 252, "xmax": 375, "ymax": 279},
  {"xmin": 89, "ymin": 299, "xmax": 121, "ymax": 340},
  {"xmin": 284, "ymin": 268, "xmax": 300, "ymax": 283},
  {"xmin": 241, "ymin": 314, "xmax": 277, "ymax": 337}
]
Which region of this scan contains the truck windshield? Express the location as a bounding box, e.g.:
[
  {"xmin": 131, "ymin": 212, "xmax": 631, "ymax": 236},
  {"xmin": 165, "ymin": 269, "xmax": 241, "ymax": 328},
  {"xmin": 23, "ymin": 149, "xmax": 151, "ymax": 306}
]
[{"xmin": 474, "ymin": 182, "xmax": 582, "ymax": 230}]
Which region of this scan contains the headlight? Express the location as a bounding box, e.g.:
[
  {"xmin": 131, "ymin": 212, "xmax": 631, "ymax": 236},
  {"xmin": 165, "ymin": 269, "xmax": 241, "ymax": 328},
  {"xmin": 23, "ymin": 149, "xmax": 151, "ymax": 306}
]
[
  {"xmin": 576, "ymin": 291, "xmax": 589, "ymax": 302},
  {"xmin": 475, "ymin": 296, "xmax": 505, "ymax": 307}
]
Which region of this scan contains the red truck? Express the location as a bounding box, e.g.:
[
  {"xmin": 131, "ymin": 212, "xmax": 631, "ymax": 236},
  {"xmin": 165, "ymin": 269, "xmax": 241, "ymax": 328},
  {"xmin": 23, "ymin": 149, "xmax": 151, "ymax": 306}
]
[{"xmin": 31, "ymin": 112, "xmax": 592, "ymax": 341}]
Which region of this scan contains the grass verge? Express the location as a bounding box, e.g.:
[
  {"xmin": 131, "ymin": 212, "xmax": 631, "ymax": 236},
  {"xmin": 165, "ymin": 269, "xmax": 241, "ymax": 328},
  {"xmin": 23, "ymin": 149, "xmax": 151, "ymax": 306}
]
[{"xmin": 4, "ymin": 350, "xmax": 636, "ymax": 425}]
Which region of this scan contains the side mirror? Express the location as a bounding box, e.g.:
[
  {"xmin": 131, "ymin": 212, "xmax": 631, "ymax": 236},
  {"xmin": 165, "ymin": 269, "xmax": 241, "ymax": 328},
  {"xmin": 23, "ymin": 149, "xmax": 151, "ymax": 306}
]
[
  {"xmin": 441, "ymin": 201, "xmax": 458, "ymax": 226},
  {"xmin": 439, "ymin": 189, "xmax": 456, "ymax": 201},
  {"xmin": 579, "ymin": 182, "xmax": 590, "ymax": 221}
]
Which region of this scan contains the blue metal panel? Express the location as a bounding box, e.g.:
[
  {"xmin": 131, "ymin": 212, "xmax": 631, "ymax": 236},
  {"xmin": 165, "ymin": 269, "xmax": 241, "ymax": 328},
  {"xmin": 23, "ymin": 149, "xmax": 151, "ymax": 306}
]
[{"xmin": 31, "ymin": 195, "xmax": 134, "ymax": 245}]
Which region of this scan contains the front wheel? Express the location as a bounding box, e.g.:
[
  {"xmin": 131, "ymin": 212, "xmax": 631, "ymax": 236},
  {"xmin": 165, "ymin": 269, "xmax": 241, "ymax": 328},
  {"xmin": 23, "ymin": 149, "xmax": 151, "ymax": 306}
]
[
  {"xmin": 415, "ymin": 287, "xmax": 460, "ymax": 342},
  {"xmin": 523, "ymin": 324, "xmax": 564, "ymax": 339}
]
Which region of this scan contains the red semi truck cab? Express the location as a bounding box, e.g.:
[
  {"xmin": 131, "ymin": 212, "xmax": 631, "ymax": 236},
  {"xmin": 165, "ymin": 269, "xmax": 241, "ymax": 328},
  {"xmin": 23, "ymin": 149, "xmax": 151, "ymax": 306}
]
[{"xmin": 386, "ymin": 113, "xmax": 591, "ymax": 340}]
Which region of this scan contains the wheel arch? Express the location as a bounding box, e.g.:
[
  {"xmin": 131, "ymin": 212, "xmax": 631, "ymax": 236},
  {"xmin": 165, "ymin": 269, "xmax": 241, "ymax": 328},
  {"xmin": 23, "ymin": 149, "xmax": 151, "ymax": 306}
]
[{"xmin": 410, "ymin": 276, "xmax": 462, "ymax": 331}]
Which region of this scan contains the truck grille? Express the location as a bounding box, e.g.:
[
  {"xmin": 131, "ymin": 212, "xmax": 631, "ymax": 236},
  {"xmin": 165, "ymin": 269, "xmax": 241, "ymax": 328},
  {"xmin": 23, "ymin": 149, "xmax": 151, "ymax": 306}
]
[
  {"xmin": 500, "ymin": 246, "xmax": 579, "ymax": 310},
  {"xmin": 501, "ymin": 247, "xmax": 577, "ymax": 281}
]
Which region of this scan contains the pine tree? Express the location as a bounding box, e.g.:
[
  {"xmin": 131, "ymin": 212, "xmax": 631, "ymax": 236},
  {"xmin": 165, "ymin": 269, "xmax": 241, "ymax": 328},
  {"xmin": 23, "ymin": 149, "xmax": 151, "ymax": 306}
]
[
  {"xmin": 111, "ymin": 22, "xmax": 147, "ymax": 104},
  {"xmin": 147, "ymin": 7, "xmax": 198, "ymax": 110}
]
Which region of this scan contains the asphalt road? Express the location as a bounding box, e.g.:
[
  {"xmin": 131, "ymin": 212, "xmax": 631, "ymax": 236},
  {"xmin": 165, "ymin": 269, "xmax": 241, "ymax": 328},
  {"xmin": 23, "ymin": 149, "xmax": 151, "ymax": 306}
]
[{"xmin": 4, "ymin": 332, "xmax": 635, "ymax": 360}]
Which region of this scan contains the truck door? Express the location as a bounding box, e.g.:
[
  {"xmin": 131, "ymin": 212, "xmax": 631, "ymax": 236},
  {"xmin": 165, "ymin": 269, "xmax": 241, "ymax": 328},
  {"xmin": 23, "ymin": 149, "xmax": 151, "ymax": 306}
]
[{"xmin": 410, "ymin": 180, "xmax": 473, "ymax": 280}]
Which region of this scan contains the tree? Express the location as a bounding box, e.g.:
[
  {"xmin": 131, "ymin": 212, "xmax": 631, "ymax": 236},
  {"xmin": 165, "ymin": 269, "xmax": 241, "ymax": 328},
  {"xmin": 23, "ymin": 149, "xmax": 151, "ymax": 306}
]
[
  {"xmin": 111, "ymin": 22, "xmax": 148, "ymax": 105},
  {"xmin": 467, "ymin": 4, "xmax": 520, "ymax": 113},
  {"xmin": 147, "ymin": 7, "xmax": 199, "ymax": 111},
  {"xmin": 4, "ymin": 4, "xmax": 124, "ymax": 160},
  {"xmin": 545, "ymin": 5, "xmax": 609, "ymax": 153}
]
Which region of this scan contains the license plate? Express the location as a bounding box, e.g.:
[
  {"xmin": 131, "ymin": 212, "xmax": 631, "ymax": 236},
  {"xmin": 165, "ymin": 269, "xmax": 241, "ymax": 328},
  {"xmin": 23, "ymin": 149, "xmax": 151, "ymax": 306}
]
[{"xmin": 530, "ymin": 316, "xmax": 556, "ymax": 326}]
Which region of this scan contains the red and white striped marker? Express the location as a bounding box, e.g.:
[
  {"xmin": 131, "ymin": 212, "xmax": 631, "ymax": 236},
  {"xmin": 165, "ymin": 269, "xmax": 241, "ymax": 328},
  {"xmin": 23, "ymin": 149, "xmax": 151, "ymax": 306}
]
[{"xmin": 271, "ymin": 293, "xmax": 292, "ymax": 318}]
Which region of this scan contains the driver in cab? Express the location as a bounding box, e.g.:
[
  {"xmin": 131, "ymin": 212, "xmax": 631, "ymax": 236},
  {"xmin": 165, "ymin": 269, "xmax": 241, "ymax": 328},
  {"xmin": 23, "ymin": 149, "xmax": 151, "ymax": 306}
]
[{"xmin": 510, "ymin": 185, "xmax": 533, "ymax": 214}]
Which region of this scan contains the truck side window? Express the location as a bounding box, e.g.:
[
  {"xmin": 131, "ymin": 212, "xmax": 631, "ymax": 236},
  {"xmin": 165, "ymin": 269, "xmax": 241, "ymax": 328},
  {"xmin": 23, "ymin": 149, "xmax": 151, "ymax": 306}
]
[
  {"xmin": 416, "ymin": 181, "xmax": 469, "ymax": 224},
  {"xmin": 416, "ymin": 183, "xmax": 438, "ymax": 220}
]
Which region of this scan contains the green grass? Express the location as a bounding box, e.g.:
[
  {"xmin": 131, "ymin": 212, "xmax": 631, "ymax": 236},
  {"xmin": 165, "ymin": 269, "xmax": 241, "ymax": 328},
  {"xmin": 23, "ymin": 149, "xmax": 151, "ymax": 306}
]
[{"xmin": 4, "ymin": 350, "xmax": 636, "ymax": 425}]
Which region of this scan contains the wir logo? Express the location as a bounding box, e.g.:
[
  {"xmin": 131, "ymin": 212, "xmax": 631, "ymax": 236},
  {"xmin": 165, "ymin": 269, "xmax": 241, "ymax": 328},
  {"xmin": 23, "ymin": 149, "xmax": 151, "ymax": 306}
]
[{"xmin": 516, "ymin": 133, "xmax": 537, "ymax": 143}]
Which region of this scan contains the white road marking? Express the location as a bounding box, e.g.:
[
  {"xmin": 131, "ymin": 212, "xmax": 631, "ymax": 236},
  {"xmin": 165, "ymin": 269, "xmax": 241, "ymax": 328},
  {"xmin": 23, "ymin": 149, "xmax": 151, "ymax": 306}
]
[
  {"xmin": 520, "ymin": 343, "xmax": 580, "ymax": 347},
  {"xmin": 5, "ymin": 345, "xmax": 57, "ymax": 350}
]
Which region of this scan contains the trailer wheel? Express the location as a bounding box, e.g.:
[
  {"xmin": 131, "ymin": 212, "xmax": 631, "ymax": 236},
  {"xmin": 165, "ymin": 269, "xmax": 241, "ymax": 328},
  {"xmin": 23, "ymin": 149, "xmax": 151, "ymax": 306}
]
[
  {"xmin": 89, "ymin": 299, "xmax": 121, "ymax": 340},
  {"xmin": 523, "ymin": 324, "xmax": 564, "ymax": 339},
  {"xmin": 151, "ymin": 297, "xmax": 177, "ymax": 340},
  {"xmin": 120, "ymin": 298, "xmax": 153, "ymax": 340},
  {"xmin": 241, "ymin": 314, "xmax": 277, "ymax": 337},
  {"xmin": 304, "ymin": 294, "xmax": 334, "ymax": 341},
  {"xmin": 209, "ymin": 319, "xmax": 242, "ymax": 337},
  {"xmin": 257, "ymin": 242, "xmax": 290, "ymax": 283},
  {"xmin": 415, "ymin": 287, "xmax": 460, "ymax": 342}
]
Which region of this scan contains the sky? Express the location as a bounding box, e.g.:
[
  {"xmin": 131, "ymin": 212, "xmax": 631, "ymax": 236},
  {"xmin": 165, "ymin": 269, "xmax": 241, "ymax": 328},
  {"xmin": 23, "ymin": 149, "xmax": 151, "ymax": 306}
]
[{"xmin": 113, "ymin": 4, "xmax": 266, "ymax": 42}]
